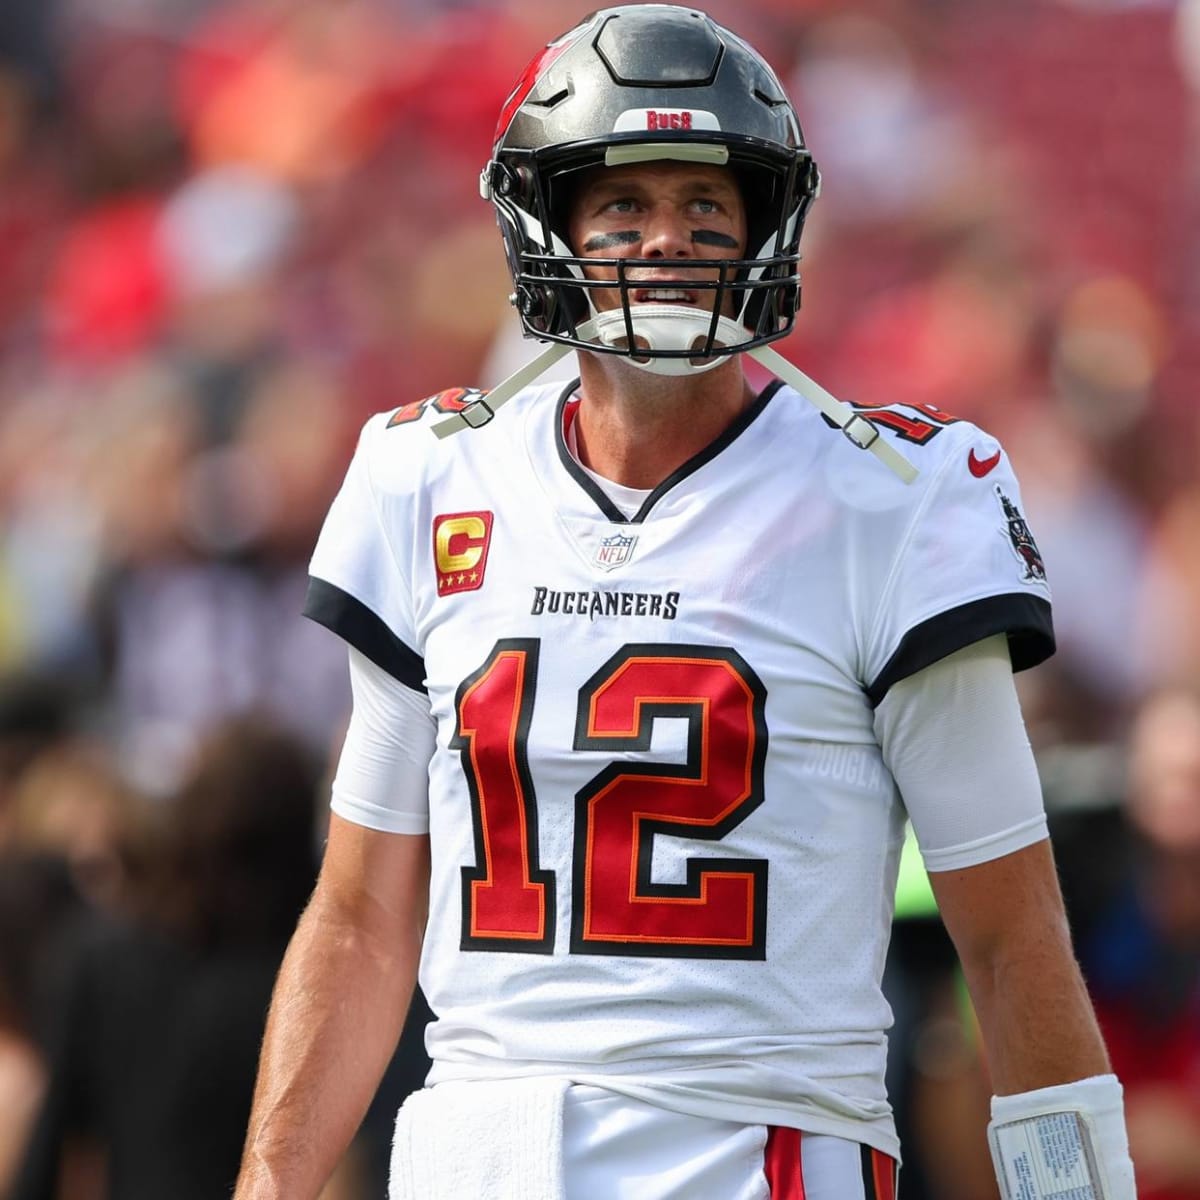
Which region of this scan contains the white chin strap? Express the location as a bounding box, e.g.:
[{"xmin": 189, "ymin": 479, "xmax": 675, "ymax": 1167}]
[
  {"xmin": 431, "ymin": 317, "xmax": 917, "ymax": 484},
  {"xmin": 587, "ymin": 304, "xmax": 749, "ymax": 377}
]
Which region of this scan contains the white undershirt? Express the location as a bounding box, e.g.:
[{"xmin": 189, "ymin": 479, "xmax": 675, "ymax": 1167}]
[
  {"xmin": 330, "ymin": 648, "xmax": 436, "ymax": 835},
  {"xmin": 566, "ymin": 416, "xmax": 652, "ymax": 520},
  {"xmin": 873, "ymin": 634, "xmax": 1048, "ymax": 871},
  {"xmin": 330, "ymin": 634, "xmax": 1048, "ymax": 871}
]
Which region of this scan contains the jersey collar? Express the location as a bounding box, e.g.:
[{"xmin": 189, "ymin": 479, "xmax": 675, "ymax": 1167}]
[{"xmin": 550, "ymin": 377, "xmax": 786, "ymax": 525}]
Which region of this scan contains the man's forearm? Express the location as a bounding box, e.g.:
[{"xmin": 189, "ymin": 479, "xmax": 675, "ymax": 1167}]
[
  {"xmin": 970, "ymin": 948, "xmax": 1136, "ymax": 1200},
  {"xmin": 933, "ymin": 842, "xmax": 1136, "ymax": 1196},
  {"xmin": 931, "ymin": 841, "xmax": 1110, "ymax": 1093},
  {"xmin": 961, "ymin": 909, "xmax": 1110, "ymax": 1095},
  {"xmin": 235, "ymin": 886, "xmax": 421, "ymax": 1199}
]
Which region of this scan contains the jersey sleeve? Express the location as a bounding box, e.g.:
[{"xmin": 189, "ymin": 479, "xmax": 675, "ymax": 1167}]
[
  {"xmin": 863, "ymin": 437, "xmax": 1053, "ymax": 705},
  {"xmin": 303, "ymin": 415, "xmax": 426, "ymax": 694}
]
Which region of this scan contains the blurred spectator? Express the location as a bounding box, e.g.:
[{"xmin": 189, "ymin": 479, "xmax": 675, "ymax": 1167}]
[
  {"xmin": 1078, "ymin": 686, "xmax": 1200, "ymax": 1199},
  {"xmin": 10, "ymin": 715, "xmax": 320, "ymax": 1200},
  {"xmin": 43, "ymin": 195, "xmax": 171, "ymax": 368},
  {"xmin": 787, "ymin": 13, "xmax": 976, "ymax": 229},
  {"xmin": 1141, "ymin": 427, "xmax": 1200, "ymax": 684},
  {"xmin": 175, "ymin": 0, "xmax": 410, "ymax": 187},
  {"xmin": 1005, "ymin": 396, "xmax": 1154, "ymax": 715},
  {"xmin": 0, "ymin": 853, "xmax": 83, "ymax": 1196},
  {"xmin": 86, "ymin": 358, "xmax": 352, "ymax": 793},
  {"xmin": 6, "ymin": 736, "xmax": 144, "ymax": 913},
  {"xmin": 0, "ymin": 675, "xmax": 76, "ymax": 847},
  {"xmin": 0, "ymin": 0, "xmax": 60, "ymax": 106}
]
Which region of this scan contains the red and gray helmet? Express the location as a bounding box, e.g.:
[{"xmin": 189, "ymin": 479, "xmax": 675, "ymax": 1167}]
[{"xmin": 481, "ymin": 5, "xmax": 821, "ymax": 371}]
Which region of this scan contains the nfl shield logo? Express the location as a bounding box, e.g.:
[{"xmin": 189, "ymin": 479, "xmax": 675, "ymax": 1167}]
[{"xmin": 594, "ymin": 532, "xmax": 637, "ymax": 572}]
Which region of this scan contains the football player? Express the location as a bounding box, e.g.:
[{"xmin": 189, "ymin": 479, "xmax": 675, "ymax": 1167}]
[{"xmin": 236, "ymin": 7, "xmax": 1136, "ymax": 1198}]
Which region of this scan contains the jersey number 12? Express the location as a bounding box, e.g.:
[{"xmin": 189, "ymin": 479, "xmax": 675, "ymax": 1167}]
[{"xmin": 452, "ymin": 639, "xmax": 769, "ymax": 960}]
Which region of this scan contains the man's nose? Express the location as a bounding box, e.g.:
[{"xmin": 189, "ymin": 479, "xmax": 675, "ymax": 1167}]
[{"xmin": 638, "ymin": 206, "xmax": 693, "ymax": 259}]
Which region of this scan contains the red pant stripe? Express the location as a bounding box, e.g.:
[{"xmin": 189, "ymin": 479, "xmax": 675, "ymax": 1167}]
[
  {"xmin": 860, "ymin": 1144, "xmax": 899, "ymax": 1200},
  {"xmin": 764, "ymin": 1126, "xmax": 805, "ymax": 1199}
]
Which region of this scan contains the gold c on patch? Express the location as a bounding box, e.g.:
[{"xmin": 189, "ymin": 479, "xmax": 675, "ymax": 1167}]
[{"xmin": 433, "ymin": 511, "xmax": 494, "ymax": 595}]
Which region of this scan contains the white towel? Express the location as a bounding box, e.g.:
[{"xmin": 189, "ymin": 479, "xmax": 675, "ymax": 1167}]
[{"xmin": 389, "ymin": 1077, "xmax": 569, "ymax": 1200}]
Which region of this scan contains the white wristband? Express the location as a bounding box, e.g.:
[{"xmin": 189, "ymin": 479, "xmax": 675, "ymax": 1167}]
[{"xmin": 987, "ymin": 1074, "xmax": 1136, "ymax": 1200}]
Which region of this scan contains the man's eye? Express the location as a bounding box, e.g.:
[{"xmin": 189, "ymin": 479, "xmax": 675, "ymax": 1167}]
[
  {"xmin": 693, "ymin": 199, "xmax": 719, "ymax": 215},
  {"xmin": 607, "ymin": 199, "xmax": 637, "ymax": 213}
]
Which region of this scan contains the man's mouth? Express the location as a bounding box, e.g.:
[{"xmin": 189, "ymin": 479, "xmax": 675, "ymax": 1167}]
[{"xmin": 631, "ymin": 287, "xmax": 698, "ymax": 304}]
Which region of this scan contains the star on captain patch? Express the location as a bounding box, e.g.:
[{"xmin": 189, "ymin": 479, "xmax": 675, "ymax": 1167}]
[{"xmin": 593, "ymin": 532, "xmax": 637, "ymax": 572}]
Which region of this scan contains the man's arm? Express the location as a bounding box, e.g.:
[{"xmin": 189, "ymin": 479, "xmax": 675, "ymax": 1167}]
[
  {"xmin": 930, "ymin": 842, "xmax": 1139, "ymax": 1197},
  {"xmin": 875, "ymin": 636, "xmax": 1135, "ymax": 1195},
  {"xmin": 876, "ymin": 636, "xmax": 1109, "ymax": 1090},
  {"xmin": 928, "ymin": 840, "xmax": 1109, "ymax": 1095},
  {"xmin": 235, "ymin": 815, "xmax": 430, "ymax": 1200}
]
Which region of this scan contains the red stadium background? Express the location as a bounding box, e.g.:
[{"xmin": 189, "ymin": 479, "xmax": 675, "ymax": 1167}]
[{"xmin": 0, "ymin": 1, "xmax": 1197, "ymax": 1197}]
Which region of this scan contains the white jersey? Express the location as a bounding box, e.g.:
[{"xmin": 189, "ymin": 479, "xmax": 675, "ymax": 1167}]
[{"xmin": 306, "ymin": 378, "xmax": 1054, "ymax": 1158}]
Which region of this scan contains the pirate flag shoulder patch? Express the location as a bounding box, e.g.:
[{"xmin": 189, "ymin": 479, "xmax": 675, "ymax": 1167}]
[{"xmin": 995, "ymin": 486, "xmax": 1046, "ymax": 583}]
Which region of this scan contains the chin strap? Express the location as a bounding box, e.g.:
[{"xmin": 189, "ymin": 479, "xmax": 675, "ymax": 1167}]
[
  {"xmin": 431, "ymin": 340, "xmax": 577, "ymax": 440},
  {"xmin": 746, "ymin": 344, "xmax": 918, "ymax": 484},
  {"xmin": 432, "ymin": 329, "xmax": 919, "ymax": 484}
]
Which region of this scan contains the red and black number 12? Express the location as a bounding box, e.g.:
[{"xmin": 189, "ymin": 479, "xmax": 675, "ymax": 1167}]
[{"xmin": 452, "ymin": 639, "xmax": 769, "ymax": 960}]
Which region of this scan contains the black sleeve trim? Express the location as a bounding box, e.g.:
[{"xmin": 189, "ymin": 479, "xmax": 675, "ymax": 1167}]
[
  {"xmin": 303, "ymin": 577, "xmax": 427, "ymax": 694},
  {"xmin": 866, "ymin": 593, "xmax": 1054, "ymax": 707}
]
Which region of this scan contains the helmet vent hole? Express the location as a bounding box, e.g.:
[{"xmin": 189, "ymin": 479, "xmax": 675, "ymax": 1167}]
[
  {"xmin": 529, "ymin": 88, "xmax": 569, "ymax": 110},
  {"xmin": 753, "ymin": 88, "xmax": 787, "ymax": 108}
]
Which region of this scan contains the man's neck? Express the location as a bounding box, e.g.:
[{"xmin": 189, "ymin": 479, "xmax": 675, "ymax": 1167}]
[{"xmin": 573, "ymin": 354, "xmax": 756, "ymax": 490}]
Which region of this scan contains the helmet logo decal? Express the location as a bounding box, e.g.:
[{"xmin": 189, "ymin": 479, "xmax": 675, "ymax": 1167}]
[
  {"xmin": 613, "ymin": 108, "xmax": 721, "ymax": 133},
  {"xmin": 433, "ymin": 512, "xmax": 494, "ymax": 596},
  {"xmin": 649, "ymin": 111, "xmax": 692, "ymax": 131}
]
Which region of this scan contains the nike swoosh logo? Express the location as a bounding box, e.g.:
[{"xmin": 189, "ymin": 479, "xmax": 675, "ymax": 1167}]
[{"xmin": 968, "ymin": 448, "xmax": 1001, "ymax": 478}]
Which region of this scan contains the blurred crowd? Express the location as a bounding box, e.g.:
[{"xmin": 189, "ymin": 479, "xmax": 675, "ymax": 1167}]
[{"xmin": 0, "ymin": 0, "xmax": 1197, "ymax": 1197}]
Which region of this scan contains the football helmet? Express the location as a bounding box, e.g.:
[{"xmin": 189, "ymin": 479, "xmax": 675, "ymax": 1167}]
[{"xmin": 482, "ymin": 5, "xmax": 821, "ymax": 375}]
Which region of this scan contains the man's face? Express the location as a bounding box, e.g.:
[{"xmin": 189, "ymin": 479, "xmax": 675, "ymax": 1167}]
[{"xmin": 566, "ymin": 161, "xmax": 748, "ymax": 317}]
